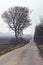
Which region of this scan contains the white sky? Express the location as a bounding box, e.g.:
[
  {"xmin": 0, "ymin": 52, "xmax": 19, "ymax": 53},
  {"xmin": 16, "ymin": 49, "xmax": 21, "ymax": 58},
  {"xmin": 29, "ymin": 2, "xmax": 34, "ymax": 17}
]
[{"xmin": 0, "ymin": 0, "xmax": 43, "ymax": 34}]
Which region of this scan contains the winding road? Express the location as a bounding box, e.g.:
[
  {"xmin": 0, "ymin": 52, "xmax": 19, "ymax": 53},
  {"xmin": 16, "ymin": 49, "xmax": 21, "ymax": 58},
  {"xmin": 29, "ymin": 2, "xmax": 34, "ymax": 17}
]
[{"xmin": 0, "ymin": 40, "xmax": 43, "ymax": 65}]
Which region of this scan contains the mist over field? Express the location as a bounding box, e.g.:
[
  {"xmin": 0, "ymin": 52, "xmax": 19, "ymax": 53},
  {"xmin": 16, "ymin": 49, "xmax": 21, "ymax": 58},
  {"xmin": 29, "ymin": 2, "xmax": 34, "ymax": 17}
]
[
  {"xmin": 0, "ymin": 32, "xmax": 33, "ymax": 53},
  {"xmin": 0, "ymin": 32, "xmax": 33, "ymax": 44}
]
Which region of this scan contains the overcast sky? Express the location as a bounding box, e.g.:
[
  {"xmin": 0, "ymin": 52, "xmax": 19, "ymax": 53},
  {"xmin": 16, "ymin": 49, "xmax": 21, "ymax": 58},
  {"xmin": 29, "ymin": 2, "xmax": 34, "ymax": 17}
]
[{"xmin": 0, "ymin": 0, "xmax": 43, "ymax": 34}]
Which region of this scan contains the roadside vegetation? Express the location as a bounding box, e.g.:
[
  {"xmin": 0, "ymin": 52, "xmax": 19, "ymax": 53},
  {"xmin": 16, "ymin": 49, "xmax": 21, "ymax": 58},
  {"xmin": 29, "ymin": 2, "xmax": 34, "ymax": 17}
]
[{"xmin": 34, "ymin": 17, "xmax": 43, "ymax": 59}]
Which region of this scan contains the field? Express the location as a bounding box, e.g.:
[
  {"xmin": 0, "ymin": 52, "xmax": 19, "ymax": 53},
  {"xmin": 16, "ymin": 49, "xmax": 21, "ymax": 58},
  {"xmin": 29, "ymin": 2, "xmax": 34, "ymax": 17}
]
[{"xmin": 0, "ymin": 34, "xmax": 32, "ymax": 55}]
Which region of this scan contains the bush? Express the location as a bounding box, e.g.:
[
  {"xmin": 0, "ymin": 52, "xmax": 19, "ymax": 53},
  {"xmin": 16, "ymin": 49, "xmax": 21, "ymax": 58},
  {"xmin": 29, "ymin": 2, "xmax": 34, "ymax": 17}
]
[{"xmin": 34, "ymin": 24, "xmax": 43, "ymax": 45}]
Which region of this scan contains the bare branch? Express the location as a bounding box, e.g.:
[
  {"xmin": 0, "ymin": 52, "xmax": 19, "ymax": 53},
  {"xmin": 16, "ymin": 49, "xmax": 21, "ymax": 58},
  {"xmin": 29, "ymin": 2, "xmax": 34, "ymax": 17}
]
[{"xmin": 1, "ymin": 6, "xmax": 32, "ymax": 37}]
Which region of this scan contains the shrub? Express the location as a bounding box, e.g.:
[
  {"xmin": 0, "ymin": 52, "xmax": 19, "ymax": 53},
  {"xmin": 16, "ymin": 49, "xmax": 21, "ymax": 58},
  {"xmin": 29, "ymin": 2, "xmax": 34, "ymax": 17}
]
[{"xmin": 34, "ymin": 24, "xmax": 43, "ymax": 45}]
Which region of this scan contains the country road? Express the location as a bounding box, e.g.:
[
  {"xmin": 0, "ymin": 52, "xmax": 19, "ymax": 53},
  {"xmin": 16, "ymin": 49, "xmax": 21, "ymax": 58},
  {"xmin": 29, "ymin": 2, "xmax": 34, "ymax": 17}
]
[{"xmin": 0, "ymin": 40, "xmax": 43, "ymax": 65}]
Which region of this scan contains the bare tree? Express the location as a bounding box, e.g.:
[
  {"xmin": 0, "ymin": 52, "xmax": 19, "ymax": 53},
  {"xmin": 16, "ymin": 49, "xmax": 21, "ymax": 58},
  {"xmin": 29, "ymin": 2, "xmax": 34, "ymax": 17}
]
[{"xmin": 1, "ymin": 6, "xmax": 31, "ymax": 39}]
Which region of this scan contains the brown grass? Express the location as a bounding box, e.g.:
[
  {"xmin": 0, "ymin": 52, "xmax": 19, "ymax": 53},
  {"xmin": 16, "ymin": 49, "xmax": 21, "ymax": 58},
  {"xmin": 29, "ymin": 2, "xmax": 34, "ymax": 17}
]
[
  {"xmin": 0, "ymin": 42, "xmax": 28, "ymax": 56},
  {"xmin": 37, "ymin": 45, "xmax": 43, "ymax": 59}
]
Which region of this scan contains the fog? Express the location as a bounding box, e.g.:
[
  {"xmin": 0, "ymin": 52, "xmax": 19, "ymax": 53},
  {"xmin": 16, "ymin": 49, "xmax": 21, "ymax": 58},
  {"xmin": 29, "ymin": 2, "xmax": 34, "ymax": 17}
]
[{"xmin": 0, "ymin": 0, "xmax": 43, "ymax": 35}]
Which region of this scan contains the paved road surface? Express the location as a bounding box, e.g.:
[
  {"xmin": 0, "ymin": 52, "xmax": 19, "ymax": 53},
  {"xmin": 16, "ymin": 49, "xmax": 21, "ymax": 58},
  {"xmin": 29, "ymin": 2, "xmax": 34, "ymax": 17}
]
[{"xmin": 0, "ymin": 41, "xmax": 43, "ymax": 65}]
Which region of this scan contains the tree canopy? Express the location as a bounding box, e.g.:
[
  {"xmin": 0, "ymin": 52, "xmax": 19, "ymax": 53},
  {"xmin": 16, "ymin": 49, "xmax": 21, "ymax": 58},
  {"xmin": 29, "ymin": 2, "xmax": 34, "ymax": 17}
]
[{"xmin": 2, "ymin": 6, "xmax": 31, "ymax": 38}]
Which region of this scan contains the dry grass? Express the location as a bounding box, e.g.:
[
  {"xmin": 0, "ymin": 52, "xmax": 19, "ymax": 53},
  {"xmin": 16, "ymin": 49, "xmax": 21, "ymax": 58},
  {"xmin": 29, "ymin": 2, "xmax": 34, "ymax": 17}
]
[
  {"xmin": 0, "ymin": 42, "xmax": 29, "ymax": 56},
  {"xmin": 37, "ymin": 45, "xmax": 43, "ymax": 59}
]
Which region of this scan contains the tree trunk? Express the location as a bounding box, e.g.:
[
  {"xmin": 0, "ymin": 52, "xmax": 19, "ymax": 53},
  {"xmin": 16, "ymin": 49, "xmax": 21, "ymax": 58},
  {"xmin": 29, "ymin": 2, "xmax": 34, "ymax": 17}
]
[
  {"xmin": 15, "ymin": 29, "xmax": 19, "ymax": 44},
  {"xmin": 15, "ymin": 28, "xmax": 23, "ymax": 44}
]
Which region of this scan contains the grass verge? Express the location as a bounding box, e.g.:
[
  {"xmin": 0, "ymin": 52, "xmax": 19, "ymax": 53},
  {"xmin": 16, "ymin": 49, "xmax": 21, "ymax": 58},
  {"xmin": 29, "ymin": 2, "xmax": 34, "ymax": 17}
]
[{"xmin": 0, "ymin": 42, "xmax": 29, "ymax": 56}]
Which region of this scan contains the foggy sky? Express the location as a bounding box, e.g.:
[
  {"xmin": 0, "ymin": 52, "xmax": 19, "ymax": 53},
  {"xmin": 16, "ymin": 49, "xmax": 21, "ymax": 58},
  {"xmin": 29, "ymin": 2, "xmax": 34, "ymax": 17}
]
[{"xmin": 0, "ymin": 0, "xmax": 43, "ymax": 34}]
